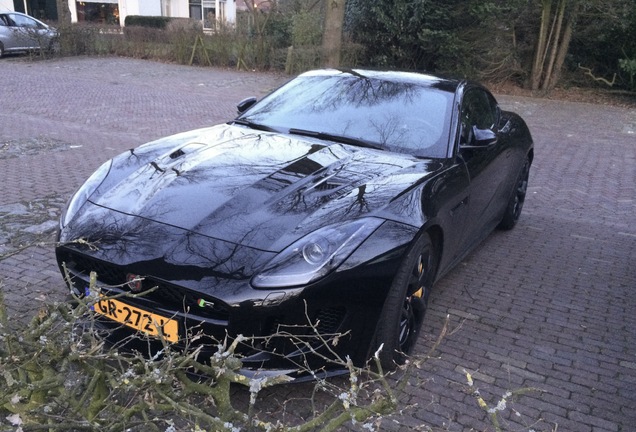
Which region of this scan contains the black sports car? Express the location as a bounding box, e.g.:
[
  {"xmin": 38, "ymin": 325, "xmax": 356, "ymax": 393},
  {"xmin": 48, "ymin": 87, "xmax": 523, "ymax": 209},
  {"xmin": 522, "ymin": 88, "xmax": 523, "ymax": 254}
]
[{"xmin": 56, "ymin": 69, "xmax": 533, "ymax": 375}]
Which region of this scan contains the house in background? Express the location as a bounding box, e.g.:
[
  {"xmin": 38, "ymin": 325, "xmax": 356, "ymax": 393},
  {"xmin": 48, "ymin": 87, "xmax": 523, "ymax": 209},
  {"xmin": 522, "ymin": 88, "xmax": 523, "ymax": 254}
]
[
  {"xmin": 1, "ymin": 0, "xmax": 58, "ymax": 21},
  {"xmin": 235, "ymin": 0, "xmax": 271, "ymax": 11},
  {"xmin": 70, "ymin": 0, "xmax": 237, "ymax": 28},
  {"xmin": 1, "ymin": 0, "xmax": 239, "ymax": 28}
]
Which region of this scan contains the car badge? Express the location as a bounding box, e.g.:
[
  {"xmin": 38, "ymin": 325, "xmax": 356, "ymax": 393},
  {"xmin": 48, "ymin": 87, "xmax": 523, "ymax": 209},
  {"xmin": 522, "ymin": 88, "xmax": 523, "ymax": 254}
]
[
  {"xmin": 197, "ymin": 298, "xmax": 215, "ymax": 309},
  {"xmin": 126, "ymin": 274, "xmax": 143, "ymax": 293}
]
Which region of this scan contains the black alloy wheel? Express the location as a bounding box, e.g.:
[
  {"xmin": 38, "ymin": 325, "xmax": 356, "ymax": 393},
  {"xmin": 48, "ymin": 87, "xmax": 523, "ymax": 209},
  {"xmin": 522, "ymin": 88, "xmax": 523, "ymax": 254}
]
[
  {"xmin": 498, "ymin": 156, "xmax": 530, "ymax": 230},
  {"xmin": 374, "ymin": 232, "xmax": 437, "ymax": 370}
]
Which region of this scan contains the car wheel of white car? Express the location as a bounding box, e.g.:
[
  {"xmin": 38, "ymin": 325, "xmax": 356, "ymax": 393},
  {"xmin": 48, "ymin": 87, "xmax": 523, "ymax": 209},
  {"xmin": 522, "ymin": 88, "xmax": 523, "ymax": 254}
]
[{"xmin": 49, "ymin": 39, "xmax": 60, "ymax": 54}]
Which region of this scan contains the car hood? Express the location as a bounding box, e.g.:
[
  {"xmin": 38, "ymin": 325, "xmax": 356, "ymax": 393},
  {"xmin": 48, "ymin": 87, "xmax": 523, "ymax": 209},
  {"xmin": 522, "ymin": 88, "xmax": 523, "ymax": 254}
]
[{"xmin": 87, "ymin": 124, "xmax": 440, "ymax": 252}]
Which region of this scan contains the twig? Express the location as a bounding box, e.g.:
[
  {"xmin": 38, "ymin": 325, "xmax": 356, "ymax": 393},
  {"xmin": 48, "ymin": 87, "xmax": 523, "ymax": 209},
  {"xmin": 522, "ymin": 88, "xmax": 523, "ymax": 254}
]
[{"xmin": 578, "ymin": 63, "xmax": 616, "ymax": 86}]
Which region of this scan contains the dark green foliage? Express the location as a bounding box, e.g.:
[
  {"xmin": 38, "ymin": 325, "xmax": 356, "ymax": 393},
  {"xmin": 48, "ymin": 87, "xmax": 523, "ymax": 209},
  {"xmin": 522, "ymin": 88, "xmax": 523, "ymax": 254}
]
[
  {"xmin": 345, "ymin": 0, "xmax": 636, "ymax": 91},
  {"xmin": 34, "ymin": 1, "xmax": 636, "ymax": 91},
  {"xmin": 263, "ymin": 12, "xmax": 294, "ymax": 49},
  {"xmin": 55, "ymin": 23, "xmax": 103, "ymax": 56},
  {"xmin": 346, "ymin": 0, "xmax": 462, "ymax": 71},
  {"xmin": 291, "ymin": 10, "xmax": 322, "ymax": 47},
  {"xmin": 455, "ymin": 1, "xmax": 537, "ymax": 83},
  {"xmin": 124, "ymin": 15, "xmax": 172, "ymax": 29},
  {"xmin": 568, "ymin": 0, "xmax": 636, "ymax": 89},
  {"xmin": 345, "ymin": 0, "xmax": 536, "ymax": 80}
]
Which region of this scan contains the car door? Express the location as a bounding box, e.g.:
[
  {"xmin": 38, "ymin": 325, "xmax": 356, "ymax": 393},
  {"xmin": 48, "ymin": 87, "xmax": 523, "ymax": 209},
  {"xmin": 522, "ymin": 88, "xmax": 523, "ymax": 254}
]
[
  {"xmin": 457, "ymin": 87, "xmax": 511, "ymax": 248},
  {"xmin": 7, "ymin": 13, "xmax": 44, "ymax": 50},
  {"xmin": 0, "ymin": 14, "xmax": 18, "ymax": 50}
]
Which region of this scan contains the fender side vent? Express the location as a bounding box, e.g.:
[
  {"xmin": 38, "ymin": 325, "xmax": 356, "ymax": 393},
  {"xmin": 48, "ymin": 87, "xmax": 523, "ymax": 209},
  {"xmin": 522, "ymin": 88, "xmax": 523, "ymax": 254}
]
[{"xmin": 169, "ymin": 149, "xmax": 186, "ymax": 159}]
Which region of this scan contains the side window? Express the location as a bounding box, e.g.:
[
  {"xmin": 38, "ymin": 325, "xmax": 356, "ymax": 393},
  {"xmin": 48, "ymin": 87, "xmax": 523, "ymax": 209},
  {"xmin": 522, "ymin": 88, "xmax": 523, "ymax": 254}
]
[
  {"xmin": 11, "ymin": 14, "xmax": 39, "ymax": 28},
  {"xmin": 460, "ymin": 89, "xmax": 497, "ymax": 145},
  {"xmin": 0, "ymin": 14, "xmax": 15, "ymax": 26}
]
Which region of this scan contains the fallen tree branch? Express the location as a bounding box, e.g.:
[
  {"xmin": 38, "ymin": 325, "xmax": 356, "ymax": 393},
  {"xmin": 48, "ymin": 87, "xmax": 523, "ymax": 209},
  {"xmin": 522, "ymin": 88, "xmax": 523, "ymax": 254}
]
[{"xmin": 578, "ymin": 63, "xmax": 616, "ymax": 86}]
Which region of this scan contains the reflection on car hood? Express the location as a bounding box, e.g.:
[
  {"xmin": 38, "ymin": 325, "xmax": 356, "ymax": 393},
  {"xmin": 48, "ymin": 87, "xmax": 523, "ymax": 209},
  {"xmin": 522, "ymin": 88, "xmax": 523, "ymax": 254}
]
[{"xmin": 90, "ymin": 124, "xmax": 440, "ymax": 251}]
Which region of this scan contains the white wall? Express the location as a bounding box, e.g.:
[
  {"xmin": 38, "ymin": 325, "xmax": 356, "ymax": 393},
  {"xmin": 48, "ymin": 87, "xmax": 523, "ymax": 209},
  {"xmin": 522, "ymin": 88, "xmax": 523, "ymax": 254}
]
[
  {"xmin": 225, "ymin": 0, "xmax": 236, "ymax": 24},
  {"xmin": 64, "ymin": 0, "xmax": 235, "ymax": 27},
  {"xmin": 0, "ymin": 0, "xmax": 14, "ymax": 12},
  {"xmin": 121, "ymin": 0, "xmax": 183, "ymax": 25},
  {"xmin": 167, "ymin": 0, "xmax": 189, "ymax": 18},
  {"xmin": 120, "ymin": 0, "xmax": 152, "ymax": 21},
  {"xmin": 69, "ymin": 1, "xmax": 76, "ymax": 22},
  {"xmin": 137, "ymin": 0, "xmax": 161, "ymax": 16}
]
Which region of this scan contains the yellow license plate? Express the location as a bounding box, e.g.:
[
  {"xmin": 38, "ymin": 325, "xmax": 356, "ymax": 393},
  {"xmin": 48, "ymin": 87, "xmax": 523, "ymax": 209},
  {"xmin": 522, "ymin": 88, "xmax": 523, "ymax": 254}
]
[{"xmin": 95, "ymin": 296, "xmax": 179, "ymax": 343}]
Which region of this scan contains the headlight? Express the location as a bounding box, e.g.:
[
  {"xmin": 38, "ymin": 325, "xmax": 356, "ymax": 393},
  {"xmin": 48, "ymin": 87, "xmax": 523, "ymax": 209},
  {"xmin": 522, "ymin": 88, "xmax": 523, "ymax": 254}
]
[
  {"xmin": 61, "ymin": 160, "xmax": 112, "ymax": 227},
  {"xmin": 252, "ymin": 218, "xmax": 384, "ymax": 289}
]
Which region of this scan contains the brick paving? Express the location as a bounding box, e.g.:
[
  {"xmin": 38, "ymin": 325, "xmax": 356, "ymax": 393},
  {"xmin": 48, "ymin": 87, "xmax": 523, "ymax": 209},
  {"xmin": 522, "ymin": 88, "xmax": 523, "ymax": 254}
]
[{"xmin": 0, "ymin": 57, "xmax": 634, "ymax": 431}]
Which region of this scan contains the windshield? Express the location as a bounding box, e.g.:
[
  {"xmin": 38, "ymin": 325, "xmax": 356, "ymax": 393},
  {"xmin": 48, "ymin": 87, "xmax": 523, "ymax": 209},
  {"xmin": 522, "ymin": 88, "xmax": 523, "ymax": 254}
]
[{"xmin": 237, "ymin": 70, "xmax": 455, "ymax": 158}]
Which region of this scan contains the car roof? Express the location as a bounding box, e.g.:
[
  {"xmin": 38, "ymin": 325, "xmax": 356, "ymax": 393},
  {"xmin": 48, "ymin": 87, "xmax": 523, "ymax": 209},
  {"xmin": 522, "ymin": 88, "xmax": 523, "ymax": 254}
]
[
  {"xmin": 1, "ymin": 11, "xmax": 40, "ymax": 18},
  {"xmin": 298, "ymin": 68, "xmax": 464, "ymax": 93}
]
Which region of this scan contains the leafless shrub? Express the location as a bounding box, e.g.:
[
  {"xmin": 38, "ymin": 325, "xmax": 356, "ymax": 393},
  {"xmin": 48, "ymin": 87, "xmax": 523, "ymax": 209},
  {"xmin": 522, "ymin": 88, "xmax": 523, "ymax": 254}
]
[{"xmin": 0, "ymin": 268, "xmax": 419, "ymax": 431}]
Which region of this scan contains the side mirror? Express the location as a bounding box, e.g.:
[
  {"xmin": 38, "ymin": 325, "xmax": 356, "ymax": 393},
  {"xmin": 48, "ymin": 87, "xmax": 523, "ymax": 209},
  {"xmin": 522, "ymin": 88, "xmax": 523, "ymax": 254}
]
[
  {"xmin": 237, "ymin": 97, "xmax": 257, "ymax": 114},
  {"xmin": 470, "ymin": 126, "xmax": 497, "ymax": 147}
]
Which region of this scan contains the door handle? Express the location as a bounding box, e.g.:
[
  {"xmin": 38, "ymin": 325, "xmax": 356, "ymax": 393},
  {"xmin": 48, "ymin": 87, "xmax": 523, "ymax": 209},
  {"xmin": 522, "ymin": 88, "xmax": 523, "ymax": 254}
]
[{"xmin": 450, "ymin": 197, "xmax": 468, "ymax": 216}]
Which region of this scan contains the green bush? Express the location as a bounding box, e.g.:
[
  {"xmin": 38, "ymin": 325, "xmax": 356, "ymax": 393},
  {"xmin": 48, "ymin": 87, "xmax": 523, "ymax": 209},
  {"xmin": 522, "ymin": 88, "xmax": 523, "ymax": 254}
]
[
  {"xmin": 291, "ymin": 10, "xmax": 322, "ymax": 47},
  {"xmin": 264, "ymin": 12, "xmax": 293, "ymax": 49},
  {"xmin": 123, "ymin": 26, "xmax": 169, "ymax": 44},
  {"xmin": 56, "ymin": 23, "xmax": 101, "ymax": 56},
  {"xmin": 124, "ymin": 15, "xmax": 172, "ymax": 29},
  {"xmin": 166, "ymin": 19, "xmax": 205, "ymax": 64}
]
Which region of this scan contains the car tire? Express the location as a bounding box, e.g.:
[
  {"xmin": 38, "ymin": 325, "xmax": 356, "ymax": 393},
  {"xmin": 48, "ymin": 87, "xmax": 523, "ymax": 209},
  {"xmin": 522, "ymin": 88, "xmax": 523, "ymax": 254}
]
[
  {"xmin": 49, "ymin": 39, "xmax": 60, "ymax": 55},
  {"xmin": 0, "ymin": 43, "xmax": 4, "ymax": 58},
  {"xmin": 373, "ymin": 232, "xmax": 437, "ymax": 370},
  {"xmin": 498, "ymin": 156, "xmax": 530, "ymax": 230}
]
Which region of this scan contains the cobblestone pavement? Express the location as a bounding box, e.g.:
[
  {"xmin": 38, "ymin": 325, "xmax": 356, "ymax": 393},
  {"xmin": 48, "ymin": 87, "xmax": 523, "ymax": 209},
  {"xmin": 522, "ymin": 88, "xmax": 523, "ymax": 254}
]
[{"xmin": 1, "ymin": 57, "xmax": 635, "ymax": 431}]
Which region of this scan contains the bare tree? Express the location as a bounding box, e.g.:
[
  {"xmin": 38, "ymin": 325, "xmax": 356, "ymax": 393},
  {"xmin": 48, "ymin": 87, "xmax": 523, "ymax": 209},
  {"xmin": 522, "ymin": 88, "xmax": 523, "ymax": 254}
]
[
  {"xmin": 56, "ymin": 0, "xmax": 72, "ymax": 24},
  {"xmin": 530, "ymin": 0, "xmax": 580, "ymax": 90},
  {"xmin": 322, "ymin": 0, "xmax": 346, "ymax": 67}
]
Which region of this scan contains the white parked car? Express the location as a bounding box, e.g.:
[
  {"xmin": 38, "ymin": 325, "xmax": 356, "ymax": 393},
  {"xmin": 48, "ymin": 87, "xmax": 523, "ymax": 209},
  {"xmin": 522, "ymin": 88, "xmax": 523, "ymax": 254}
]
[{"xmin": 0, "ymin": 11, "xmax": 58, "ymax": 57}]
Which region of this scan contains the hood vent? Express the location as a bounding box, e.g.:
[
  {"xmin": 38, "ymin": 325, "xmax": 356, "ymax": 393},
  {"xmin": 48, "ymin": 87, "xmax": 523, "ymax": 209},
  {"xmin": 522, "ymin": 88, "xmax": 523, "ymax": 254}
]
[
  {"xmin": 304, "ymin": 173, "xmax": 348, "ymax": 197},
  {"xmin": 314, "ymin": 181, "xmax": 342, "ymax": 192},
  {"xmin": 169, "ymin": 148, "xmax": 186, "ymax": 159}
]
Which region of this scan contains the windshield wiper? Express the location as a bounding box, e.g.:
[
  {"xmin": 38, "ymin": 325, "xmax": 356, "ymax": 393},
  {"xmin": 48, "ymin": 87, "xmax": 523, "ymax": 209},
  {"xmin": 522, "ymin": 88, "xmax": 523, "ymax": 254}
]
[
  {"xmin": 230, "ymin": 119, "xmax": 279, "ymax": 132},
  {"xmin": 288, "ymin": 128, "xmax": 383, "ymax": 150}
]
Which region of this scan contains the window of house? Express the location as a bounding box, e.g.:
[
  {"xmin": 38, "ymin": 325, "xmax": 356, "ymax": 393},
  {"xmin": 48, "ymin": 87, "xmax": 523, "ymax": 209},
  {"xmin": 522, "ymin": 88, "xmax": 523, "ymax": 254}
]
[
  {"xmin": 190, "ymin": 0, "xmax": 218, "ymax": 29},
  {"xmin": 203, "ymin": 1, "xmax": 216, "ymax": 29},
  {"xmin": 218, "ymin": 3, "xmax": 225, "ymax": 22},
  {"xmin": 189, "ymin": 0, "xmax": 202, "ymax": 21}
]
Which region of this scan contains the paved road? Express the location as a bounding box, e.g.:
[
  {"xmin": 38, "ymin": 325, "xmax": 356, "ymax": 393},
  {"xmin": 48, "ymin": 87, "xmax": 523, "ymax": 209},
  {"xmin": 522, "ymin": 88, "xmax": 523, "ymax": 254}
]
[{"xmin": 1, "ymin": 57, "xmax": 635, "ymax": 431}]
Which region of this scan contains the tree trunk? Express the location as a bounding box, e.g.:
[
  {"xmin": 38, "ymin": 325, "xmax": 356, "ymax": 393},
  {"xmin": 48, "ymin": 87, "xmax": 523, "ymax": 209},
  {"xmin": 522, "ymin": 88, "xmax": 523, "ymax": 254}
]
[
  {"xmin": 547, "ymin": 3, "xmax": 579, "ymax": 89},
  {"xmin": 541, "ymin": 0, "xmax": 567, "ymax": 91},
  {"xmin": 322, "ymin": 0, "xmax": 347, "ymax": 68},
  {"xmin": 529, "ymin": 0, "xmax": 579, "ymax": 91},
  {"xmin": 530, "ymin": 0, "xmax": 553, "ymax": 90},
  {"xmin": 56, "ymin": 0, "xmax": 72, "ymax": 24}
]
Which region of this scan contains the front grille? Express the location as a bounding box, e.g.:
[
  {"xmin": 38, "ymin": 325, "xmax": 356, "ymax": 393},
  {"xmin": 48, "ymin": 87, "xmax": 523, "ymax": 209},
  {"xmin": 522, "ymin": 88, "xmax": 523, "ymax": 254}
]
[
  {"xmin": 265, "ymin": 306, "xmax": 346, "ymax": 337},
  {"xmin": 68, "ymin": 253, "xmax": 126, "ymax": 286},
  {"xmin": 59, "ymin": 250, "xmax": 230, "ymax": 321},
  {"xmin": 315, "ymin": 307, "xmax": 346, "ymax": 334}
]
